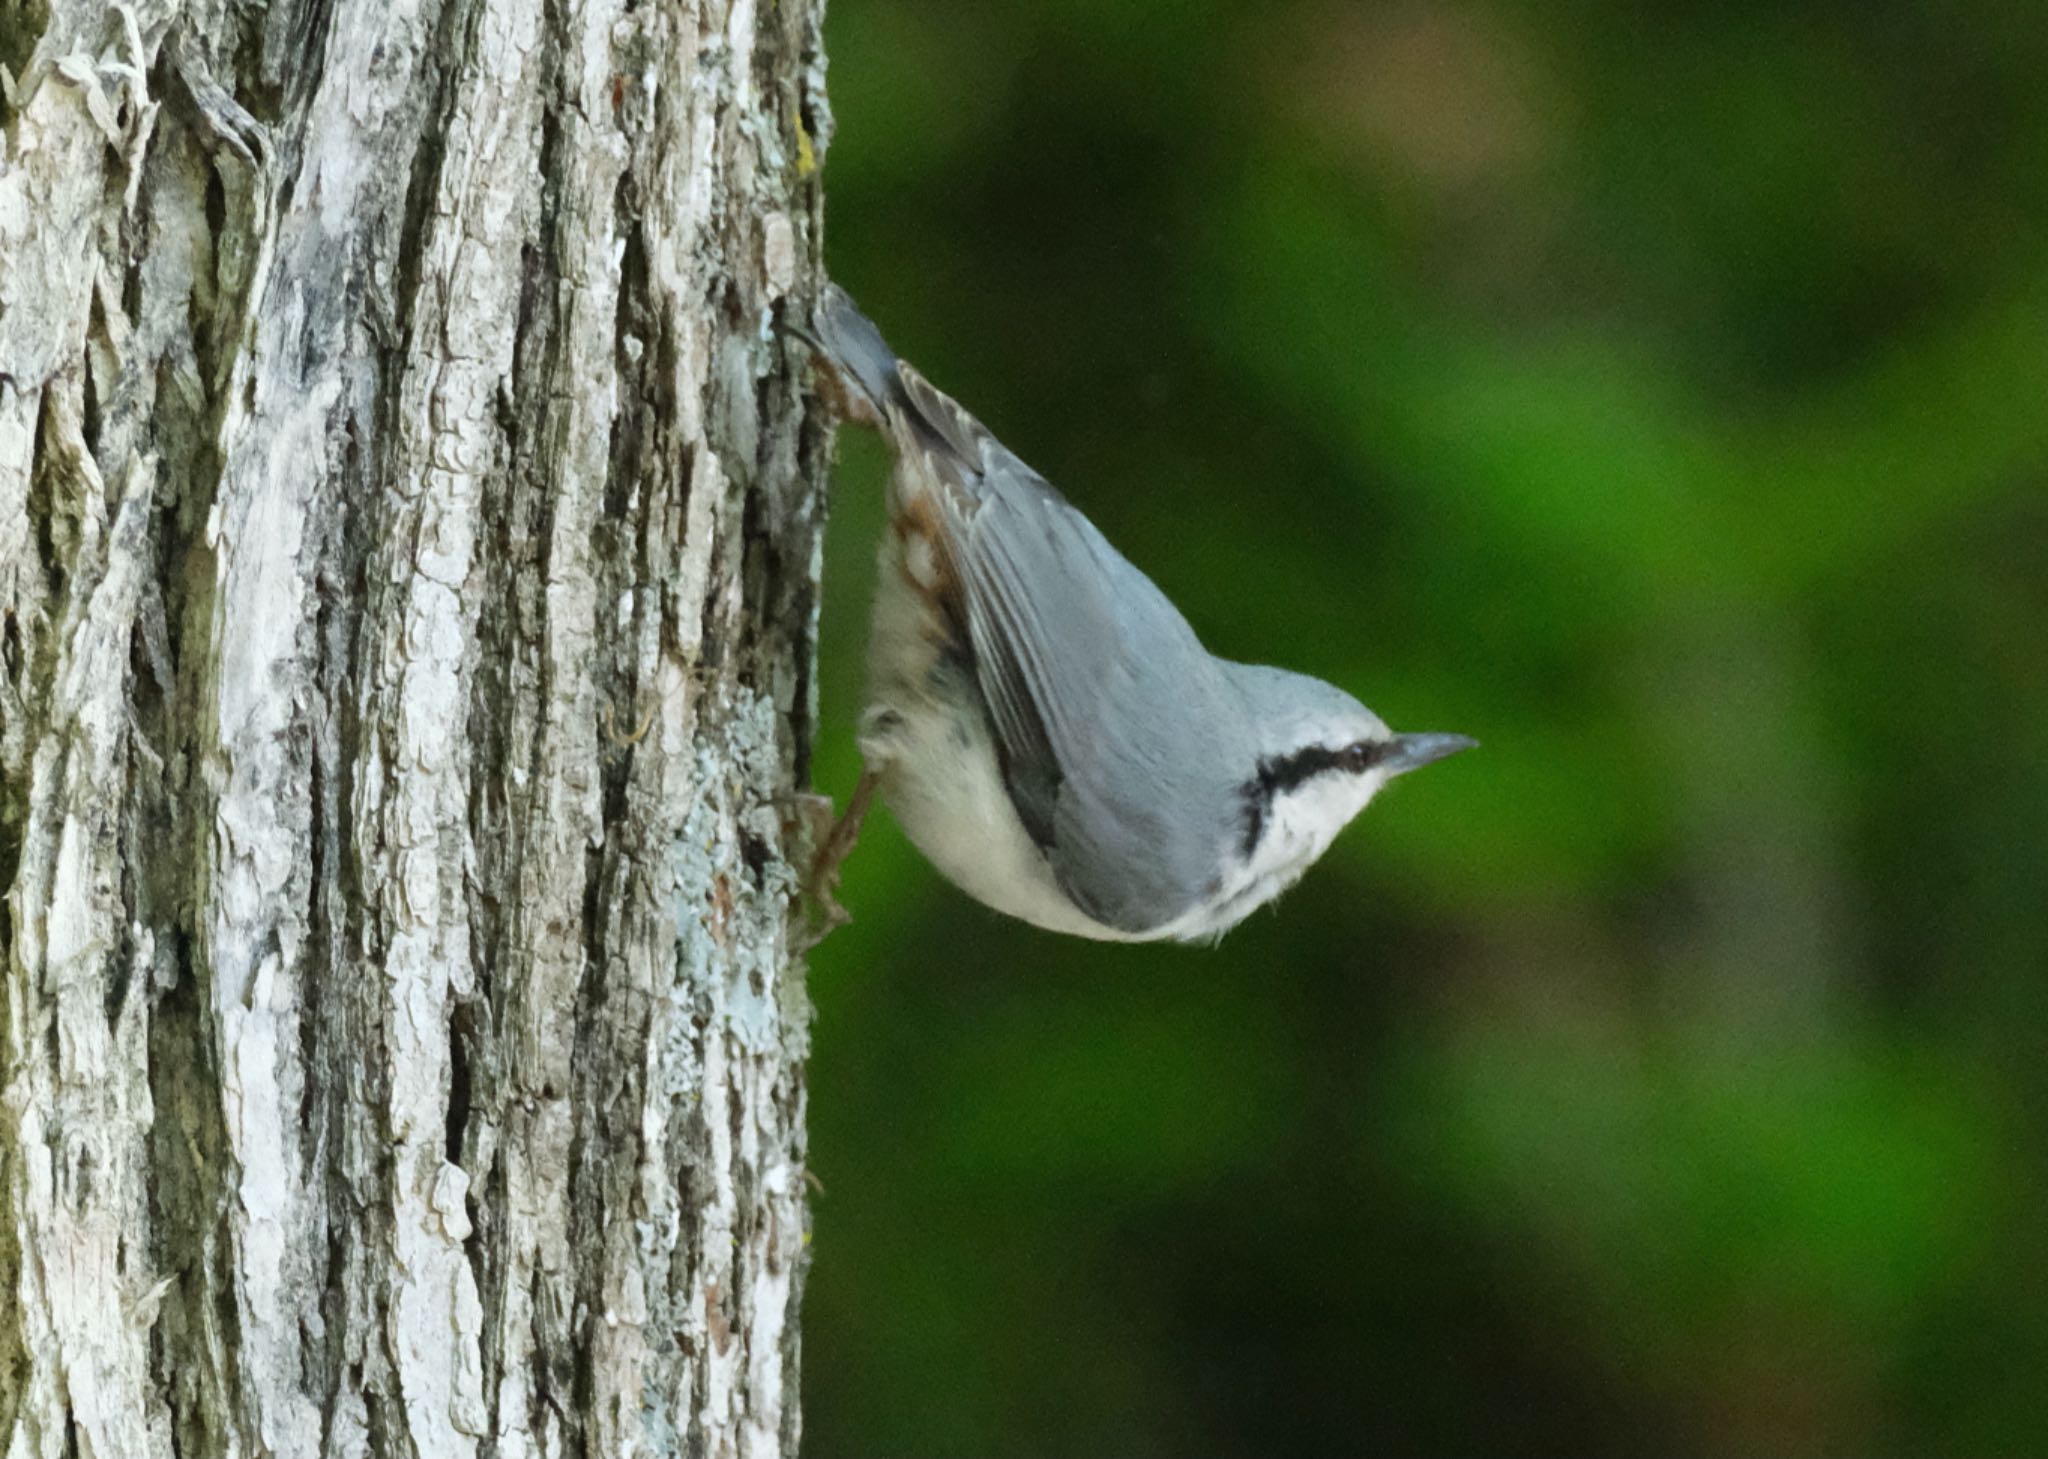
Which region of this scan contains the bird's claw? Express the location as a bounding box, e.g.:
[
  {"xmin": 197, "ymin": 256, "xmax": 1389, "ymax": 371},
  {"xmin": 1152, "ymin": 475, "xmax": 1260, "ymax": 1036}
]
[{"xmin": 787, "ymin": 774, "xmax": 879, "ymax": 951}]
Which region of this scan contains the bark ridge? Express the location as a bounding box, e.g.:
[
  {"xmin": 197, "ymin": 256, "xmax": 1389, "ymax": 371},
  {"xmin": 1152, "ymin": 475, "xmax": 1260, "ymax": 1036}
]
[{"xmin": 0, "ymin": 0, "xmax": 832, "ymax": 1453}]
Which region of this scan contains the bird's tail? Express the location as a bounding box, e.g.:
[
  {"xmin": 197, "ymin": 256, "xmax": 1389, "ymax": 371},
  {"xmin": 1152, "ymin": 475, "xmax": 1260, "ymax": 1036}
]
[{"xmin": 799, "ymin": 283, "xmax": 901, "ymax": 425}]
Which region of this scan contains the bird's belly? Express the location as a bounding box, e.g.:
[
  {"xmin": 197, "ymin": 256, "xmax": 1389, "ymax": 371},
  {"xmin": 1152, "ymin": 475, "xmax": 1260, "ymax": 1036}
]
[
  {"xmin": 860, "ymin": 559, "xmax": 1146, "ymax": 940},
  {"xmin": 862, "ymin": 692, "xmax": 1148, "ymax": 941}
]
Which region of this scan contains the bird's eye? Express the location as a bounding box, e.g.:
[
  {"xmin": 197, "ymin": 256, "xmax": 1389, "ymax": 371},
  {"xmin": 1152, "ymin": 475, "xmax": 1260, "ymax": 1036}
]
[{"xmin": 1344, "ymin": 742, "xmax": 1375, "ymax": 772}]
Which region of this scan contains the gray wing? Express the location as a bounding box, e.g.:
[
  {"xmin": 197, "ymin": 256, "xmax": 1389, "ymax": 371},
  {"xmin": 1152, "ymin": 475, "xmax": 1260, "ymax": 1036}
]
[{"xmin": 888, "ymin": 367, "xmax": 1248, "ymax": 933}]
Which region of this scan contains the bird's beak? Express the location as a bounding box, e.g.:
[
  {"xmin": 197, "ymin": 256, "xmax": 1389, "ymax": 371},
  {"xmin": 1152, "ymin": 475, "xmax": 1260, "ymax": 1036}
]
[{"xmin": 1384, "ymin": 732, "xmax": 1478, "ymax": 777}]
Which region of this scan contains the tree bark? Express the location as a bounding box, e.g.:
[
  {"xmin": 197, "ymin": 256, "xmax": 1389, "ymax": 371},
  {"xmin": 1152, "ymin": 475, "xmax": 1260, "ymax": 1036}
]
[{"xmin": 0, "ymin": 0, "xmax": 829, "ymax": 1452}]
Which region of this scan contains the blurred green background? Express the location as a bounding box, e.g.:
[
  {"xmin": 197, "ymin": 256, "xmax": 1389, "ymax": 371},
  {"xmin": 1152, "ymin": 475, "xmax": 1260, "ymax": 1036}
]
[{"xmin": 800, "ymin": 1, "xmax": 2048, "ymax": 1453}]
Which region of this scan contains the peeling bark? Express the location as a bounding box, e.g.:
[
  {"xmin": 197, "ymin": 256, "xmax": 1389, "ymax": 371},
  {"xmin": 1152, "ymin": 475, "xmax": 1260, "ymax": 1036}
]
[{"xmin": 0, "ymin": 0, "xmax": 830, "ymax": 1453}]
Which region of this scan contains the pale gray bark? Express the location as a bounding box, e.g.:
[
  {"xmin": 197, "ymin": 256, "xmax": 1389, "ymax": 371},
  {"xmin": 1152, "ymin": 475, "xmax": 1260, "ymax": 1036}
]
[{"xmin": 0, "ymin": 0, "xmax": 830, "ymax": 1452}]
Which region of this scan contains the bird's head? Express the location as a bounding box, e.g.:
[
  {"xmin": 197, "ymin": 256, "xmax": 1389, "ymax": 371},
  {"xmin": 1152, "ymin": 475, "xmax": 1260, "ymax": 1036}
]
[{"xmin": 1228, "ymin": 664, "xmax": 1475, "ymax": 861}]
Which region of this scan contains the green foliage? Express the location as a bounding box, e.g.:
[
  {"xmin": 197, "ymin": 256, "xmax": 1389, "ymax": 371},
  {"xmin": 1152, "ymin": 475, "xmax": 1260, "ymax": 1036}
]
[{"xmin": 805, "ymin": 1, "xmax": 2048, "ymax": 1452}]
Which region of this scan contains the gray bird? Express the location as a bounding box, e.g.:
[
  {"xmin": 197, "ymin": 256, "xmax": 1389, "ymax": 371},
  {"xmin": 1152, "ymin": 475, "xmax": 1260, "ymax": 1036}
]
[{"xmin": 801, "ymin": 285, "xmax": 1473, "ymax": 942}]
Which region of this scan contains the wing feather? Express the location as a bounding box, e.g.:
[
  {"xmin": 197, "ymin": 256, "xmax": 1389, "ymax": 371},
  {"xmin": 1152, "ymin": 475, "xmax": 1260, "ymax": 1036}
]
[{"xmin": 884, "ymin": 365, "xmax": 1245, "ymax": 931}]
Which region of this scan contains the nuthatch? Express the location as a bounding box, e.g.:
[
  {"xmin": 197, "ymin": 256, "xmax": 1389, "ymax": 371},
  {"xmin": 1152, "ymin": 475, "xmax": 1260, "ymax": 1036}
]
[{"xmin": 801, "ymin": 286, "xmax": 1473, "ymax": 941}]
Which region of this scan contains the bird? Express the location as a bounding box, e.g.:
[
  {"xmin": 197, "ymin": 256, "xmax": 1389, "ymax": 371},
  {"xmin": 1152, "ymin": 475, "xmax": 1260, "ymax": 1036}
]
[{"xmin": 797, "ymin": 284, "xmax": 1473, "ymax": 943}]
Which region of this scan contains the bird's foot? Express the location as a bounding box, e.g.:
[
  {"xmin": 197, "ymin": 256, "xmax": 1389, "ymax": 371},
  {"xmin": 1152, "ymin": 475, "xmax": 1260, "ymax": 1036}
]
[{"xmin": 789, "ymin": 770, "xmax": 879, "ymax": 950}]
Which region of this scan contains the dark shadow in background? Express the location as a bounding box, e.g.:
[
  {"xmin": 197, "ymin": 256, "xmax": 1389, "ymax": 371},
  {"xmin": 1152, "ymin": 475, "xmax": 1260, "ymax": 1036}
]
[{"xmin": 803, "ymin": 2, "xmax": 2048, "ymax": 1454}]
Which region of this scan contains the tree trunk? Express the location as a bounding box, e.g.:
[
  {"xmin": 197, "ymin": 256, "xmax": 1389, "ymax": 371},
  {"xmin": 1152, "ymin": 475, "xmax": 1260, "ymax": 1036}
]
[{"xmin": 0, "ymin": 0, "xmax": 829, "ymax": 1452}]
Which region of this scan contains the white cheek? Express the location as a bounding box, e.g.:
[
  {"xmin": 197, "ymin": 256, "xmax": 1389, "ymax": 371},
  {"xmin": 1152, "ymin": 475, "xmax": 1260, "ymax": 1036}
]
[{"xmin": 1262, "ymin": 776, "xmax": 1383, "ymax": 872}]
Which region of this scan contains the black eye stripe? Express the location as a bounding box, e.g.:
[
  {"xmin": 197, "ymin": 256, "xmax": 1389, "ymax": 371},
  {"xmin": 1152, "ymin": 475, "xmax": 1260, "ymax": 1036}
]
[
  {"xmin": 1238, "ymin": 739, "xmax": 1383, "ymax": 856},
  {"xmin": 1256, "ymin": 740, "xmax": 1384, "ymax": 794}
]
